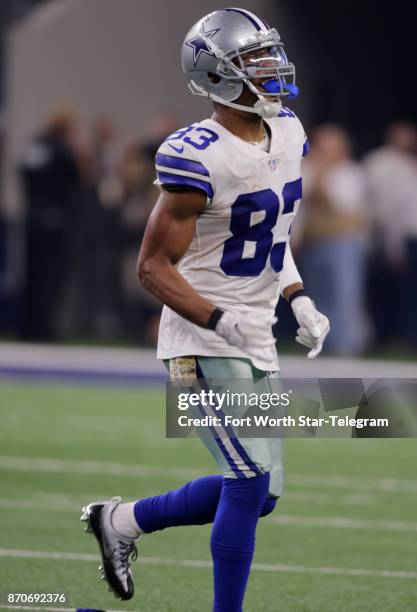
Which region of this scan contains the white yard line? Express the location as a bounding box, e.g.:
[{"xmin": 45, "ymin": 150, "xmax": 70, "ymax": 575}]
[
  {"xmin": 34, "ymin": 489, "xmax": 379, "ymax": 508},
  {"xmin": 0, "ymin": 607, "xmax": 74, "ymax": 612},
  {"xmin": 269, "ymin": 514, "xmax": 417, "ymax": 532},
  {"xmin": 33, "ymin": 489, "xmax": 377, "ymax": 508},
  {"xmin": 0, "ymin": 606, "xmax": 136, "ymax": 612},
  {"xmin": 0, "ymin": 499, "xmax": 78, "ymax": 512},
  {"xmin": 1, "ymin": 455, "xmax": 417, "ymax": 494},
  {"xmin": 289, "ymin": 473, "xmax": 417, "ymax": 493},
  {"xmin": 285, "ymin": 490, "xmax": 376, "ymax": 506},
  {"xmin": 1, "ymin": 497, "xmax": 416, "ymax": 533},
  {"xmin": 0, "ymin": 456, "xmax": 201, "ymax": 481},
  {"xmin": 0, "ymin": 548, "xmax": 416, "ymax": 580}
]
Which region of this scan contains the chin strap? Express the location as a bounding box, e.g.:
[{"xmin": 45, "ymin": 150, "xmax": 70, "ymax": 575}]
[
  {"xmin": 188, "ymin": 80, "xmax": 283, "ymax": 118},
  {"xmin": 208, "ymin": 92, "xmax": 282, "ymax": 118}
]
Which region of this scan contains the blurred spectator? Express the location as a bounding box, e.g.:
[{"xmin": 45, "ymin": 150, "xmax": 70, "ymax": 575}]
[
  {"xmin": 120, "ymin": 143, "xmax": 157, "ymax": 342},
  {"xmin": 65, "ymin": 116, "xmax": 125, "ymax": 340},
  {"xmin": 116, "ymin": 112, "xmax": 180, "ymax": 345},
  {"xmin": 296, "ymin": 124, "xmax": 368, "ymax": 355},
  {"xmin": 13, "ymin": 109, "xmax": 197, "ymax": 346},
  {"xmin": 143, "ymin": 112, "xmax": 181, "ymax": 160},
  {"xmin": 90, "ymin": 117, "xmax": 124, "ymax": 339},
  {"xmin": 364, "ymin": 121, "xmax": 417, "ymax": 348},
  {"xmin": 17, "ymin": 106, "xmax": 82, "ymax": 340}
]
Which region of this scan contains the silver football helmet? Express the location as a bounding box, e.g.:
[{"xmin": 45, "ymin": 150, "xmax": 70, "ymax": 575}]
[{"xmin": 181, "ymin": 8, "xmax": 298, "ymax": 118}]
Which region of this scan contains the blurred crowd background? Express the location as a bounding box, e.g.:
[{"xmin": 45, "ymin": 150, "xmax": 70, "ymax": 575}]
[{"xmin": 0, "ymin": 0, "xmax": 416, "ymax": 358}]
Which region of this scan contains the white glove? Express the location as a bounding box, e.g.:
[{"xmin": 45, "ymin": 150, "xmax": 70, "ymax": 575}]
[
  {"xmin": 291, "ymin": 296, "xmax": 330, "ymax": 359},
  {"xmin": 215, "ymin": 311, "xmax": 277, "ymax": 370}
]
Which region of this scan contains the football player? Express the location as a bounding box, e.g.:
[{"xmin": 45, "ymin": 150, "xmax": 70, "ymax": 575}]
[{"xmin": 81, "ymin": 8, "xmax": 330, "ymax": 609}]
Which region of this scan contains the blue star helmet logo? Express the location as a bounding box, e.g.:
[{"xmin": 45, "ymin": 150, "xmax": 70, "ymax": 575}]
[{"xmin": 185, "ymin": 26, "xmax": 220, "ymax": 67}]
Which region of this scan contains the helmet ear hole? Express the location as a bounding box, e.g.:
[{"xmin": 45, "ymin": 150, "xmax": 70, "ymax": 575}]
[{"xmin": 208, "ymin": 72, "xmax": 221, "ymax": 84}]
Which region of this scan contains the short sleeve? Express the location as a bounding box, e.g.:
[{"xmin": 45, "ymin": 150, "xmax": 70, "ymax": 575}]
[
  {"xmin": 276, "ymin": 108, "xmax": 309, "ymax": 160},
  {"xmin": 154, "ymin": 139, "xmax": 213, "ymax": 200}
]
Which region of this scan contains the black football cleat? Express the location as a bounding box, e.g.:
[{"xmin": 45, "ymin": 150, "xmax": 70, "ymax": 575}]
[{"xmin": 81, "ymin": 497, "xmax": 138, "ymax": 600}]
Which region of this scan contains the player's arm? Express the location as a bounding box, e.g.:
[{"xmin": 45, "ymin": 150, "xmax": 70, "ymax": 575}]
[
  {"xmin": 280, "ymin": 244, "xmax": 330, "ymax": 358},
  {"xmin": 282, "ymin": 282, "xmax": 304, "ymax": 301},
  {"xmin": 138, "ymin": 188, "xmax": 275, "ymax": 366},
  {"xmin": 137, "ymin": 188, "xmax": 216, "ymax": 328}
]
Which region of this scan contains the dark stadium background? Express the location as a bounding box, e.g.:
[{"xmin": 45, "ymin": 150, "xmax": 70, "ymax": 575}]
[
  {"xmin": 281, "ymin": 0, "xmax": 417, "ymax": 153},
  {"xmin": 1, "ymin": 0, "xmax": 415, "ymax": 147}
]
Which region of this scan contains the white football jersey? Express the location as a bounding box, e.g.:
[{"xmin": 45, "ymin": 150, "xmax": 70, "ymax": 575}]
[{"xmin": 154, "ymin": 108, "xmax": 308, "ymax": 370}]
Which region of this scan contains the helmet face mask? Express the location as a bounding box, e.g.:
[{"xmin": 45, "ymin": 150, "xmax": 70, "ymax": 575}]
[
  {"xmin": 233, "ymin": 44, "xmax": 296, "ymax": 100},
  {"xmin": 182, "ymin": 9, "xmax": 298, "ymax": 118}
]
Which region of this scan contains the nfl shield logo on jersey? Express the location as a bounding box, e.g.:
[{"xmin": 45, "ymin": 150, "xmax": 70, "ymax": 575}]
[{"xmin": 267, "ymin": 158, "xmax": 279, "ymax": 171}]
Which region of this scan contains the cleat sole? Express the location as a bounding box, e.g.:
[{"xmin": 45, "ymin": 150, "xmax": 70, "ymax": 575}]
[
  {"xmin": 80, "ymin": 500, "xmax": 134, "ymax": 601},
  {"xmin": 80, "ymin": 505, "xmax": 94, "ymax": 533}
]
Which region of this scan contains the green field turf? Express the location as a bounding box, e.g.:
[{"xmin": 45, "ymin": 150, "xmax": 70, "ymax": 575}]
[{"xmin": 0, "ymin": 380, "xmax": 416, "ymax": 612}]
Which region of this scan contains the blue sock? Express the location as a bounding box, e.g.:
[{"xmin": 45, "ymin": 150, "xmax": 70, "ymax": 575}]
[
  {"xmin": 211, "ymin": 473, "xmax": 270, "ymax": 612},
  {"xmin": 134, "ymin": 475, "xmax": 223, "ymax": 532},
  {"xmin": 134, "ymin": 475, "xmax": 276, "ymax": 533},
  {"xmin": 260, "ymin": 495, "xmax": 277, "ymax": 517}
]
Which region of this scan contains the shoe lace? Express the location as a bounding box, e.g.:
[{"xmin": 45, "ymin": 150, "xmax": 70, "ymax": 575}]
[
  {"xmin": 109, "ymin": 497, "xmax": 138, "ymax": 577},
  {"xmin": 114, "ymin": 540, "xmax": 138, "ymax": 576}
]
